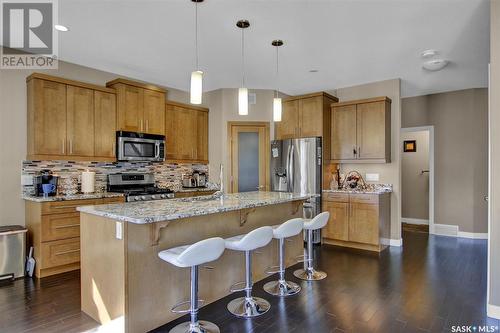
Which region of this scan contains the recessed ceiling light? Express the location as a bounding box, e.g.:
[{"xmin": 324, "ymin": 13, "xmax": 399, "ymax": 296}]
[
  {"xmin": 309, "ymin": 69, "xmax": 319, "ymax": 73},
  {"xmin": 422, "ymin": 59, "xmax": 449, "ymax": 71},
  {"xmin": 54, "ymin": 25, "xmax": 69, "ymax": 32},
  {"xmin": 421, "ymin": 49, "xmax": 437, "ymax": 58}
]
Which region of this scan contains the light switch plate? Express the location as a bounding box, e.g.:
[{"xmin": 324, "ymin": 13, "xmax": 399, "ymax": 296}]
[
  {"xmin": 366, "ymin": 173, "xmax": 379, "ymax": 182},
  {"xmin": 21, "ymin": 175, "xmax": 34, "ymax": 186},
  {"xmin": 115, "ymin": 221, "xmax": 123, "ymax": 240}
]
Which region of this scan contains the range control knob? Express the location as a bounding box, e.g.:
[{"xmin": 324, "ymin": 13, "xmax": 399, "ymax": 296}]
[
  {"xmin": 134, "ymin": 196, "xmax": 141, "ymax": 201},
  {"xmin": 160, "ymin": 194, "xmax": 166, "ymax": 199},
  {"xmin": 141, "ymin": 196, "xmax": 146, "ymax": 200},
  {"xmin": 151, "ymin": 195, "xmax": 157, "ymax": 200}
]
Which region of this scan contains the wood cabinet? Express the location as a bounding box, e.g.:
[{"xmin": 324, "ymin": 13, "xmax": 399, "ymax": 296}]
[
  {"xmin": 107, "ymin": 78, "xmax": 166, "ymax": 135},
  {"xmin": 25, "ymin": 196, "xmax": 124, "ymax": 278},
  {"xmin": 275, "ymin": 92, "xmax": 338, "ymax": 161},
  {"xmin": 322, "ymin": 192, "xmax": 391, "ymax": 252},
  {"xmin": 27, "ymin": 73, "xmax": 117, "ymax": 161},
  {"xmin": 165, "ymin": 101, "xmax": 209, "ymax": 163},
  {"xmin": 94, "ymin": 91, "xmax": 117, "ymax": 158},
  {"xmin": 331, "ymin": 97, "xmax": 391, "ymax": 163}
]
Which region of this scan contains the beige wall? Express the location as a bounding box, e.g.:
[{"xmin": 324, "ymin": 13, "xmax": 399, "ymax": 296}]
[
  {"xmin": 488, "ymin": 0, "xmax": 500, "ymax": 315},
  {"xmin": 401, "ymin": 89, "xmax": 488, "ymax": 233},
  {"xmin": 401, "ymin": 130, "xmax": 429, "ymax": 221},
  {"xmin": 327, "ymin": 78, "xmax": 402, "ymax": 241}
]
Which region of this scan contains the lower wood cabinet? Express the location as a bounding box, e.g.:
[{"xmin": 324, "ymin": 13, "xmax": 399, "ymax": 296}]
[
  {"xmin": 25, "ymin": 196, "xmax": 124, "ymax": 278},
  {"xmin": 322, "ymin": 192, "xmax": 391, "ymax": 252}
]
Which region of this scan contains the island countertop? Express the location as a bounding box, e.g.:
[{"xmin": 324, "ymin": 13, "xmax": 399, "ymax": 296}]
[{"xmin": 77, "ymin": 191, "xmax": 313, "ymax": 224}]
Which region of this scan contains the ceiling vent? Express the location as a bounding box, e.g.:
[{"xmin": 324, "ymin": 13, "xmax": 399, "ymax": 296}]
[{"xmin": 248, "ymin": 92, "xmax": 257, "ymax": 105}]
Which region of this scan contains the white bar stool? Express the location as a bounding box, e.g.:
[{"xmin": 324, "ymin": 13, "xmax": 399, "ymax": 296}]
[
  {"xmin": 293, "ymin": 211, "xmax": 330, "ymax": 281},
  {"xmin": 158, "ymin": 237, "xmax": 225, "ymax": 333},
  {"xmin": 225, "ymin": 226, "xmax": 274, "ymax": 318},
  {"xmin": 263, "ymin": 218, "xmax": 304, "ymax": 297}
]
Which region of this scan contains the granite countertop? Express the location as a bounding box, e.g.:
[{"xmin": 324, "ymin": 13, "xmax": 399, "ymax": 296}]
[
  {"xmin": 175, "ymin": 187, "xmax": 219, "ymax": 193},
  {"xmin": 22, "ymin": 192, "xmax": 124, "ymax": 202},
  {"xmin": 323, "ymin": 184, "xmax": 393, "ymax": 195},
  {"xmin": 77, "ymin": 191, "xmax": 313, "ymax": 224}
]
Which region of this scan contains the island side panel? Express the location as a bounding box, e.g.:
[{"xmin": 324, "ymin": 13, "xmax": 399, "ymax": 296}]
[
  {"xmin": 80, "ymin": 213, "xmax": 126, "ymax": 329},
  {"xmin": 125, "ymin": 201, "xmax": 304, "ymax": 333}
]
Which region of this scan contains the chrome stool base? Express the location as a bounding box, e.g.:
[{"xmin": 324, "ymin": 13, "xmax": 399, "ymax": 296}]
[
  {"xmin": 169, "ymin": 320, "xmax": 220, "ymax": 333},
  {"xmin": 227, "ymin": 296, "xmax": 270, "ymax": 318},
  {"xmin": 293, "ymin": 268, "xmax": 327, "ymax": 281},
  {"xmin": 263, "ymin": 279, "xmax": 301, "ymax": 296}
]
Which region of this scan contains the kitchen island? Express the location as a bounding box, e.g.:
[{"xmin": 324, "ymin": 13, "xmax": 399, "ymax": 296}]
[{"xmin": 77, "ymin": 191, "xmax": 311, "ymax": 333}]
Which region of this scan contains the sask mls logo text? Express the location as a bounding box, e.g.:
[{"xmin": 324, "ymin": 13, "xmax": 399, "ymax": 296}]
[{"xmin": 0, "ymin": 0, "xmax": 58, "ymax": 69}]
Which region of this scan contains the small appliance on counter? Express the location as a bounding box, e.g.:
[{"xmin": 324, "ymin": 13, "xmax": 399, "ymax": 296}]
[
  {"xmin": 108, "ymin": 173, "xmax": 174, "ymax": 202},
  {"xmin": 34, "ymin": 170, "xmax": 59, "ymax": 197},
  {"xmin": 182, "ymin": 171, "xmax": 208, "ymax": 188}
]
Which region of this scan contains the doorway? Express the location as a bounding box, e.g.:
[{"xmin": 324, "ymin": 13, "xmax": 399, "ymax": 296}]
[
  {"xmin": 228, "ymin": 122, "xmax": 270, "ymax": 193},
  {"xmin": 401, "ymin": 126, "xmax": 435, "ymax": 234}
]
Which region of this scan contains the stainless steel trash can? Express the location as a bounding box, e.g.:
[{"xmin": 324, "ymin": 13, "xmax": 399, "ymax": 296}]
[{"xmin": 0, "ymin": 225, "xmax": 27, "ymax": 280}]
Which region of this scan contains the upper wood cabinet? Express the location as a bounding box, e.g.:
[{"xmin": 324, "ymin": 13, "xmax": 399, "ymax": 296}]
[
  {"xmin": 165, "ymin": 101, "xmax": 209, "ymax": 163},
  {"xmin": 27, "ymin": 73, "xmax": 117, "ymax": 161},
  {"xmin": 275, "ymin": 92, "xmax": 338, "ymax": 160},
  {"xmin": 331, "ymin": 97, "xmax": 391, "ymax": 163},
  {"xmin": 106, "ymin": 78, "xmax": 166, "ymax": 135},
  {"xmin": 94, "ymin": 91, "xmax": 117, "ymax": 158}
]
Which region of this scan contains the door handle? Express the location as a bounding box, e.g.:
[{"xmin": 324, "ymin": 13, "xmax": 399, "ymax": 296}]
[{"xmin": 420, "ymin": 170, "xmax": 430, "ymax": 174}]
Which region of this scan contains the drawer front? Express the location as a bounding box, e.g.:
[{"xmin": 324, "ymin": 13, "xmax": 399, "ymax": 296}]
[
  {"xmin": 40, "ymin": 238, "xmax": 80, "ymax": 269},
  {"xmin": 324, "ymin": 192, "xmax": 349, "ymax": 203},
  {"xmin": 42, "ymin": 199, "xmax": 99, "ymax": 215},
  {"xmin": 349, "ymin": 194, "xmax": 379, "ymax": 205},
  {"xmin": 101, "ymin": 196, "xmax": 125, "ymax": 204},
  {"xmin": 41, "ymin": 213, "xmax": 80, "ymax": 242}
]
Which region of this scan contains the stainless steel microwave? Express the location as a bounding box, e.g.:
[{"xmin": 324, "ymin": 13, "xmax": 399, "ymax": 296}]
[{"xmin": 116, "ymin": 131, "xmax": 165, "ymax": 162}]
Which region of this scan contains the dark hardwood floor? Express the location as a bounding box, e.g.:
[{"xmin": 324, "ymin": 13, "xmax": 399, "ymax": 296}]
[{"xmin": 0, "ymin": 231, "xmax": 496, "ymax": 333}]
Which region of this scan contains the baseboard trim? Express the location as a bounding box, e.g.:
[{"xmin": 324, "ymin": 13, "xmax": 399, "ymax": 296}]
[
  {"xmin": 402, "ymin": 218, "xmax": 429, "ymax": 225},
  {"xmin": 430, "ymin": 224, "xmax": 459, "ymax": 237},
  {"xmin": 458, "ymin": 231, "xmax": 488, "ymax": 239},
  {"xmin": 487, "ymin": 303, "xmax": 500, "ymax": 319},
  {"xmin": 389, "ymin": 238, "xmax": 403, "ymax": 247}
]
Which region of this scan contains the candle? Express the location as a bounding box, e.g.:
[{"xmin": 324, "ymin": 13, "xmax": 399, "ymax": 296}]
[{"xmin": 81, "ymin": 170, "xmax": 95, "ymax": 193}]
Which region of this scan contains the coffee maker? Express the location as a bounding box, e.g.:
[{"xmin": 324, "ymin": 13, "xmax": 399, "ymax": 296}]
[{"xmin": 34, "ymin": 170, "xmax": 59, "ymax": 197}]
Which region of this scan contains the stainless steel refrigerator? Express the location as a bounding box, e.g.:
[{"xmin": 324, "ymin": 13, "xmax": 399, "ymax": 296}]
[{"xmin": 270, "ymin": 137, "xmax": 322, "ymax": 243}]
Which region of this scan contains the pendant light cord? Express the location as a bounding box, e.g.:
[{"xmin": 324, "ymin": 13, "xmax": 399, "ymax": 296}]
[
  {"xmin": 241, "ymin": 28, "xmax": 245, "ymax": 87},
  {"xmin": 275, "ymin": 45, "xmax": 279, "ymax": 98},
  {"xmin": 195, "ymin": 3, "xmax": 199, "ymax": 70}
]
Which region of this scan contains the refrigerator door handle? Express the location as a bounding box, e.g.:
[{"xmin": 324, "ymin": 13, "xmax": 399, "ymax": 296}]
[{"xmin": 289, "ymin": 144, "xmax": 295, "ymax": 192}]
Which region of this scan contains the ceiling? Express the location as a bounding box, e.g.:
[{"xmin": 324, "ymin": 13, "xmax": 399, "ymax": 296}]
[{"xmin": 58, "ymin": 0, "xmax": 490, "ymax": 97}]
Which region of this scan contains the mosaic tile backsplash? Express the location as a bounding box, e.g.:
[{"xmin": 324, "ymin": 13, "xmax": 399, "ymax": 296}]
[{"xmin": 22, "ymin": 160, "xmax": 209, "ymax": 196}]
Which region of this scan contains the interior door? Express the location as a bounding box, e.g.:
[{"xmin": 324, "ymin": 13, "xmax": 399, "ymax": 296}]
[
  {"xmin": 299, "ymin": 96, "xmax": 322, "ymax": 137},
  {"xmin": 66, "ymin": 86, "xmax": 94, "ymax": 157},
  {"xmin": 143, "ymin": 89, "xmax": 165, "ymax": 135},
  {"xmin": 229, "ymin": 123, "xmax": 270, "ymax": 193},
  {"xmin": 32, "ymin": 79, "xmax": 67, "ymax": 155},
  {"xmin": 94, "ymin": 91, "xmax": 116, "ymax": 158},
  {"xmin": 331, "ymin": 104, "xmax": 357, "ymax": 160},
  {"xmin": 276, "ymin": 100, "xmax": 299, "ymax": 139},
  {"xmin": 356, "ymin": 101, "xmax": 386, "ymax": 159}
]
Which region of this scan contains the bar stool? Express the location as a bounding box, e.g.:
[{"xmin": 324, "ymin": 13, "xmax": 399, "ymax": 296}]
[
  {"xmin": 225, "ymin": 226, "xmax": 274, "ymax": 318},
  {"xmin": 293, "ymin": 212, "xmax": 330, "ymax": 281},
  {"xmin": 158, "ymin": 237, "xmax": 225, "ymax": 333},
  {"xmin": 263, "ymin": 218, "xmax": 304, "ymax": 297}
]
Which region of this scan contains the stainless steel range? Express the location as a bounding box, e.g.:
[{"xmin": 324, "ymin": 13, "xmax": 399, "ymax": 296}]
[{"xmin": 107, "ymin": 173, "xmax": 174, "ymax": 202}]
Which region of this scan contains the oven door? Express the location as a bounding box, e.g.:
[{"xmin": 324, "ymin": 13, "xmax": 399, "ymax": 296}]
[{"xmin": 117, "ymin": 137, "xmax": 164, "ymax": 161}]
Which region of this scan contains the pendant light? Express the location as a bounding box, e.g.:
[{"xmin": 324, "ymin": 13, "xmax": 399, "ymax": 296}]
[
  {"xmin": 237, "ymin": 19, "xmax": 250, "ymax": 115},
  {"xmin": 190, "ymin": 0, "xmax": 203, "ymax": 105},
  {"xmin": 272, "ymin": 39, "xmax": 283, "ymax": 122}
]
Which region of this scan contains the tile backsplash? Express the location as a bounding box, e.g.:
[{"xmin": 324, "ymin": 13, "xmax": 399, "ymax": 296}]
[{"xmin": 22, "ymin": 160, "xmax": 209, "ymax": 196}]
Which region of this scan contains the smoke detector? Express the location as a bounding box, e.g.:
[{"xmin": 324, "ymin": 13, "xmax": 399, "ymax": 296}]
[
  {"xmin": 421, "ymin": 49, "xmax": 438, "ymax": 58},
  {"xmin": 422, "ymin": 59, "xmax": 449, "ymax": 71}
]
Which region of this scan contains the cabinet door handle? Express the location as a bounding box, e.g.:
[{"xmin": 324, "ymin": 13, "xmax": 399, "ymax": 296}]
[
  {"xmin": 54, "ymin": 249, "xmax": 80, "ymax": 256},
  {"xmin": 69, "ymin": 139, "xmax": 73, "ymax": 155},
  {"xmin": 62, "ymin": 139, "xmax": 65, "ymax": 154},
  {"xmin": 358, "ymin": 146, "xmax": 361, "ymax": 157},
  {"xmin": 146, "ymin": 120, "xmax": 149, "ymax": 132},
  {"xmin": 139, "ymin": 119, "xmax": 143, "ymax": 132},
  {"xmin": 112, "ymin": 142, "xmax": 116, "ymax": 156}
]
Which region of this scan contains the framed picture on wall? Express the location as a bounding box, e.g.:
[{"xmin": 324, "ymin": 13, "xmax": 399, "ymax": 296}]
[{"xmin": 404, "ymin": 140, "xmax": 417, "ymax": 152}]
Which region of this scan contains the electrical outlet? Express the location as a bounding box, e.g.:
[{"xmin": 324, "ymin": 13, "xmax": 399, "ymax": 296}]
[
  {"xmin": 366, "ymin": 173, "xmax": 379, "ymax": 182},
  {"xmin": 115, "ymin": 221, "xmax": 123, "ymax": 240},
  {"xmin": 21, "ymin": 175, "xmax": 33, "ymax": 186}
]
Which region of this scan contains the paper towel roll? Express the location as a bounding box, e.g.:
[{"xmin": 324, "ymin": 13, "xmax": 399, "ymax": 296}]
[{"xmin": 81, "ymin": 170, "xmax": 95, "ymax": 193}]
